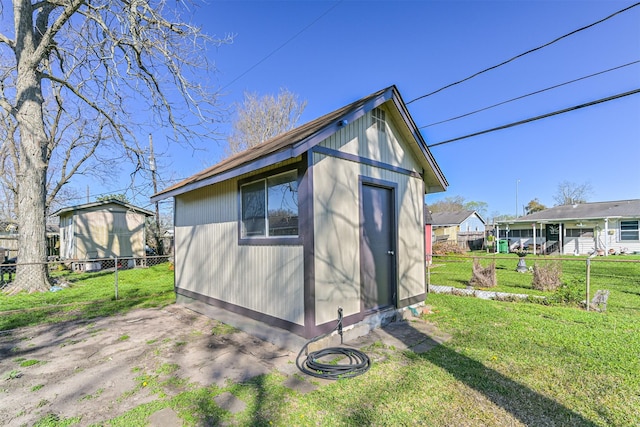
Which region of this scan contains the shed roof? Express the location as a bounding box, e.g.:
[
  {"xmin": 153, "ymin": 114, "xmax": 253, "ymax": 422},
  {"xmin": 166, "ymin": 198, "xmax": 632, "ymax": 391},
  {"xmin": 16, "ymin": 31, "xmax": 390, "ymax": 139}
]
[
  {"xmin": 52, "ymin": 199, "xmax": 153, "ymax": 217},
  {"xmin": 498, "ymin": 199, "xmax": 640, "ymax": 223},
  {"xmin": 431, "ymin": 210, "xmax": 485, "ymax": 226},
  {"xmin": 152, "ymin": 85, "xmax": 448, "ymax": 202}
]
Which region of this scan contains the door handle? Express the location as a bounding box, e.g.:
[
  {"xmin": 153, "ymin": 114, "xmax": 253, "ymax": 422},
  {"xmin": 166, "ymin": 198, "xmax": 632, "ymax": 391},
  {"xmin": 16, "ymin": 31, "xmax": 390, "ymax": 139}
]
[{"xmin": 387, "ymin": 250, "xmax": 394, "ymax": 255}]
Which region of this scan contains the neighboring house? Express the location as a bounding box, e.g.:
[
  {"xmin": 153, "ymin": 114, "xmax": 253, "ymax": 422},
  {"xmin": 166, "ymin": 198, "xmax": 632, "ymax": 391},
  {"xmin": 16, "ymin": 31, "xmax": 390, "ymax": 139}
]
[
  {"xmin": 152, "ymin": 85, "xmax": 448, "ymax": 340},
  {"xmin": 54, "ymin": 200, "xmax": 153, "ymax": 260},
  {"xmin": 0, "ymin": 222, "xmax": 59, "ymax": 259},
  {"xmin": 430, "ymin": 210, "xmax": 486, "ymax": 249},
  {"xmin": 495, "ymin": 199, "xmax": 640, "ymax": 255}
]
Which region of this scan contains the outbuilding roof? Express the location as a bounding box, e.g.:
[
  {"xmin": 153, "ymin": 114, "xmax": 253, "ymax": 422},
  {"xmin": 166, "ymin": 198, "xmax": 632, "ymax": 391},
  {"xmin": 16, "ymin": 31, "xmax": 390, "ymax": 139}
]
[
  {"xmin": 52, "ymin": 199, "xmax": 153, "ymax": 217},
  {"xmin": 152, "ymin": 85, "xmax": 448, "ymax": 202},
  {"xmin": 430, "ymin": 210, "xmax": 485, "ymax": 226},
  {"xmin": 499, "ymin": 199, "xmax": 640, "ymax": 223}
]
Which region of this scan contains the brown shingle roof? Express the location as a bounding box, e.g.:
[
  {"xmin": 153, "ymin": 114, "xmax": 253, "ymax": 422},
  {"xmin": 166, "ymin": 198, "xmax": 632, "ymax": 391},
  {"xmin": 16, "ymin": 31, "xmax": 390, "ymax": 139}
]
[{"xmin": 152, "ymin": 85, "xmax": 447, "ymax": 201}]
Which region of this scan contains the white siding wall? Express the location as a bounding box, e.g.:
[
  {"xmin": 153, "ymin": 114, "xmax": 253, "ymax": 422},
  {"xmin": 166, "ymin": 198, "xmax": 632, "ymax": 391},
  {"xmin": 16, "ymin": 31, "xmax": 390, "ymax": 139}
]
[
  {"xmin": 505, "ymin": 219, "xmax": 640, "ymax": 255},
  {"xmin": 598, "ymin": 219, "xmax": 640, "ymax": 254},
  {"xmin": 174, "ymin": 177, "xmax": 305, "ymax": 325},
  {"xmin": 313, "ymin": 108, "xmax": 425, "ymax": 325}
]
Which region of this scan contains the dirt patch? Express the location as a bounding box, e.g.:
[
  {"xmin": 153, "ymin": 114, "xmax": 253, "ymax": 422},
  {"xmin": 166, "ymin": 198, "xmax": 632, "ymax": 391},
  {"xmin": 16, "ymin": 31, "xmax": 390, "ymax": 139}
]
[
  {"xmin": 0, "ymin": 305, "xmax": 296, "ymax": 426},
  {"xmin": 0, "ymin": 304, "xmax": 450, "ymax": 426}
]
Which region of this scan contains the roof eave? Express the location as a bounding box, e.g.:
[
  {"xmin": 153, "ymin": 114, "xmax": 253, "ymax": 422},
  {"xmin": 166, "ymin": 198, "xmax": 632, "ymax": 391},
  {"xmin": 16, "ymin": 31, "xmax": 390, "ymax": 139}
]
[{"xmin": 152, "ymin": 85, "xmax": 449, "ymax": 201}]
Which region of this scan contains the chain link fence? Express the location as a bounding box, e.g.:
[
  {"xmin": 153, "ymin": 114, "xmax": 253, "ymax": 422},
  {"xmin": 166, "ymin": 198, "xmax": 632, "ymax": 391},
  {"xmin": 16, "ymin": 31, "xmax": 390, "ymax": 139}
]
[
  {"xmin": 1, "ymin": 255, "xmax": 173, "ymax": 293},
  {"xmin": 427, "ymin": 254, "xmax": 640, "ymax": 312}
]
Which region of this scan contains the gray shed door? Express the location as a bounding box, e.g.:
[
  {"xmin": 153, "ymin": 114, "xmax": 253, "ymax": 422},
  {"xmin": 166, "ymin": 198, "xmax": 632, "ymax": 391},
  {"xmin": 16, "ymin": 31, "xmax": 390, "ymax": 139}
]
[{"xmin": 360, "ymin": 184, "xmax": 396, "ymax": 311}]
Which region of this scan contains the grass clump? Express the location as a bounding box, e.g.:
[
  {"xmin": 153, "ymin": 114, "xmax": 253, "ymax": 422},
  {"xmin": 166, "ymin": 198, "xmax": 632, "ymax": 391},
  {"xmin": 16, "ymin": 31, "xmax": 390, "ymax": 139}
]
[
  {"xmin": 469, "ymin": 259, "xmax": 497, "ymax": 288},
  {"xmin": 19, "ymin": 359, "xmax": 41, "ymax": 367},
  {"xmin": 532, "ymin": 261, "xmax": 562, "ymax": 291}
]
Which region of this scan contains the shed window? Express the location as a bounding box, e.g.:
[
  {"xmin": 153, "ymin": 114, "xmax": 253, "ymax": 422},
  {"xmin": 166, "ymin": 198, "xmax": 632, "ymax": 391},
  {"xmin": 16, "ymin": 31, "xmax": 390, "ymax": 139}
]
[
  {"xmin": 241, "ymin": 170, "xmax": 298, "ymax": 238},
  {"xmin": 620, "ymin": 220, "xmax": 639, "ymax": 241}
]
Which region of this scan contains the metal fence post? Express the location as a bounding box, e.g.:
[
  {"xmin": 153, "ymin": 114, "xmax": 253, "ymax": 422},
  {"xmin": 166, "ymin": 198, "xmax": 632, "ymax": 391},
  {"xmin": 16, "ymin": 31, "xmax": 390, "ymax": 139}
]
[
  {"xmin": 585, "ymin": 258, "xmax": 591, "ymax": 311},
  {"xmin": 114, "ymin": 257, "xmax": 119, "ymax": 300},
  {"xmin": 427, "ymin": 260, "xmax": 431, "ymax": 293}
]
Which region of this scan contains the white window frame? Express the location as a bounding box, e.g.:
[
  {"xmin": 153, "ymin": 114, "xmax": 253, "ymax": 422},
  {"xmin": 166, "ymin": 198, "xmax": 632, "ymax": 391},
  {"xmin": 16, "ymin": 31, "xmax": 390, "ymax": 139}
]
[{"xmin": 620, "ymin": 220, "xmax": 639, "ymax": 241}]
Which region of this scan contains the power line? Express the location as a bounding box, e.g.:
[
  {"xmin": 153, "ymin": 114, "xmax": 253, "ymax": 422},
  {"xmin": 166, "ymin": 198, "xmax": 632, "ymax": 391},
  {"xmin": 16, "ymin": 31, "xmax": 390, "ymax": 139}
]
[
  {"xmin": 221, "ymin": 1, "xmax": 343, "ymax": 91},
  {"xmin": 420, "ymin": 60, "xmax": 640, "ymax": 128},
  {"xmin": 427, "ymin": 88, "xmax": 640, "ymax": 148},
  {"xmin": 407, "ymin": 2, "xmax": 640, "ymax": 105}
]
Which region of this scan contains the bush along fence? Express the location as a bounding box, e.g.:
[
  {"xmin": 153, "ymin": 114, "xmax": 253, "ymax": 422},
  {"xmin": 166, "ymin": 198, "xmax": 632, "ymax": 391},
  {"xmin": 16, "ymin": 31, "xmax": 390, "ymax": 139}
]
[
  {"xmin": 426, "ymin": 253, "xmax": 640, "ymax": 313},
  {"xmin": 0, "ymin": 255, "xmax": 173, "ymax": 299}
]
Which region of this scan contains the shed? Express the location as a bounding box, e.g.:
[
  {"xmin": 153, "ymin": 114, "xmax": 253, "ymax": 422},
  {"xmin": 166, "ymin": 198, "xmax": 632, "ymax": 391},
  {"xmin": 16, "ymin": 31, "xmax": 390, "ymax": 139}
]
[
  {"xmin": 54, "ymin": 200, "xmax": 153, "ymax": 260},
  {"xmin": 152, "ymin": 86, "xmax": 448, "ymax": 339}
]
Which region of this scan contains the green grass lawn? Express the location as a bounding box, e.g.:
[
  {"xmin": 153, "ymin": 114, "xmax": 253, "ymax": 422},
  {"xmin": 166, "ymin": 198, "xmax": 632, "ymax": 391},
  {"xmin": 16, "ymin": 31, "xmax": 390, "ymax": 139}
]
[
  {"xmin": 429, "ymin": 252, "xmax": 640, "ymax": 313},
  {"xmin": 106, "ymin": 294, "xmax": 639, "ymax": 426},
  {"xmin": 2, "ymin": 260, "xmax": 639, "ymax": 425},
  {"xmin": 0, "ymin": 263, "xmax": 175, "ymax": 331}
]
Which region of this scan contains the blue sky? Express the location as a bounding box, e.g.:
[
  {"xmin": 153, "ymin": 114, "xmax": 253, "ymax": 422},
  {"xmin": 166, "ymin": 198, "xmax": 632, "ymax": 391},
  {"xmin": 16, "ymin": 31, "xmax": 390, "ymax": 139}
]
[{"xmin": 85, "ymin": 1, "xmax": 640, "ymax": 218}]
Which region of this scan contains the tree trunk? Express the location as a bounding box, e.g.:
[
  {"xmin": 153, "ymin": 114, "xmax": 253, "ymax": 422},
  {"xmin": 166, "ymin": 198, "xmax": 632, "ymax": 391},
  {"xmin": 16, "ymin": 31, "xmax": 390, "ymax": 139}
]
[{"xmin": 11, "ymin": 0, "xmax": 50, "ymax": 293}]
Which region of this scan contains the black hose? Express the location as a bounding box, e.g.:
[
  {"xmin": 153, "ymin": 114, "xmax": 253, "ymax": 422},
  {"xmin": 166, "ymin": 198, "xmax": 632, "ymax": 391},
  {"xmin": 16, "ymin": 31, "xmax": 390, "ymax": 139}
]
[{"xmin": 296, "ymin": 308, "xmax": 371, "ymax": 380}]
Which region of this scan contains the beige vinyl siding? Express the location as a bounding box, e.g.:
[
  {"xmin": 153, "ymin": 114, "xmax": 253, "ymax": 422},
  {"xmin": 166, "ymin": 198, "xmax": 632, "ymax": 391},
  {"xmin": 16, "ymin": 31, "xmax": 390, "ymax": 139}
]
[
  {"xmin": 320, "ymin": 107, "xmax": 422, "ymax": 173},
  {"xmin": 312, "ymin": 147, "xmax": 425, "ymax": 325},
  {"xmin": 67, "ymin": 205, "xmax": 146, "ymax": 259},
  {"xmin": 174, "ymin": 177, "xmax": 304, "ymax": 325}
]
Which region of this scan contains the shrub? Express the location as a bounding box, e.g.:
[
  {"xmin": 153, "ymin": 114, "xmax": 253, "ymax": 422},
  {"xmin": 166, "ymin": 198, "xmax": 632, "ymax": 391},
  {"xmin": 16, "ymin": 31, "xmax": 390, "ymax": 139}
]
[
  {"xmin": 433, "ymin": 241, "xmax": 465, "ymax": 255},
  {"xmin": 548, "ymin": 277, "xmax": 585, "ymax": 306},
  {"xmin": 469, "ymin": 259, "xmax": 497, "ymax": 288},
  {"xmin": 531, "ymin": 261, "xmax": 562, "ymax": 291}
]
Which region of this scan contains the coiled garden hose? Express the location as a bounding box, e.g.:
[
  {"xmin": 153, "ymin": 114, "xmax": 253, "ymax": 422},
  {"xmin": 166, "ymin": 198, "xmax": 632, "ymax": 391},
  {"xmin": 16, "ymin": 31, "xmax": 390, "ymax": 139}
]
[{"xmin": 296, "ymin": 307, "xmax": 371, "ymax": 380}]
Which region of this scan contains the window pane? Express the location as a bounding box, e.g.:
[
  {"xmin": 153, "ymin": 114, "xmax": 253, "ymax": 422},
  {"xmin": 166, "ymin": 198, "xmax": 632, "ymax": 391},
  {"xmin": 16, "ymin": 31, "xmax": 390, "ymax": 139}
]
[
  {"xmin": 241, "ymin": 180, "xmax": 266, "ymax": 237},
  {"xmin": 621, "ymin": 221, "xmax": 639, "ymax": 240},
  {"xmin": 267, "ymin": 171, "xmax": 298, "ymax": 236},
  {"xmin": 566, "ymin": 228, "xmax": 594, "ymax": 237}
]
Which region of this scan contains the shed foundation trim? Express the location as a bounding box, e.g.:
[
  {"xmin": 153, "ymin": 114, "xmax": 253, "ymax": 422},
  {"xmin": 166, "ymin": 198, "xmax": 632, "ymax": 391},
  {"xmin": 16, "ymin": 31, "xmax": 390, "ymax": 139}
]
[{"xmin": 176, "ymin": 288, "xmax": 306, "ymax": 336}]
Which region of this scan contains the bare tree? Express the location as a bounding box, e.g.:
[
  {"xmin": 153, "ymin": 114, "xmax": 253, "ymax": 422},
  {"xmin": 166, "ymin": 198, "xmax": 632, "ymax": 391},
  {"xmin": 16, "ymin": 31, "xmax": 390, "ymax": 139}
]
[
  {"xmin": 227, "ymin": 88, "xmax": 307, "ymax": 154},
  {"xmin": 427, "ymin": 195, "xmax": 466, "ymax": 213},
  {"xmin": 428, "ymin": 196, "xmax": 488, "ymax": 218},
  {"xmin": 553, "ymin": 181, "xmax": 593, "ymax": 206},
  {"xmin": 0, "ymin": 0, "xmax": 231, "ymax": 293}
]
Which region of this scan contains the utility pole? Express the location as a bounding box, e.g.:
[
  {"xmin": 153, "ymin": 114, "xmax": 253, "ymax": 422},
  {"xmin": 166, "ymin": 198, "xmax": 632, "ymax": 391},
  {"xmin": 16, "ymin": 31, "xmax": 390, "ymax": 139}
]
[
  {"xmin": 149, "ymin": 134, "xmax": 163, "ymax": 255},
  {"xmin": 515, "ymin": 179, "xmax": 520, "ymax": 217}
]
